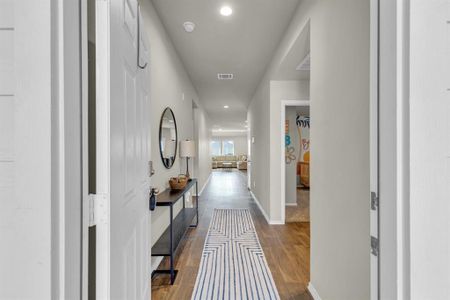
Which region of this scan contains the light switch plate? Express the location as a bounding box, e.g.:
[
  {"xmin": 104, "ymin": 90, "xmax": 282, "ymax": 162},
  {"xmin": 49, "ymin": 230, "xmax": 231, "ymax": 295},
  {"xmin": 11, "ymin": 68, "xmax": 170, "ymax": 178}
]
[{"xmin": 148, "ymin": 161, "xmax": 155, "ymax": 177}]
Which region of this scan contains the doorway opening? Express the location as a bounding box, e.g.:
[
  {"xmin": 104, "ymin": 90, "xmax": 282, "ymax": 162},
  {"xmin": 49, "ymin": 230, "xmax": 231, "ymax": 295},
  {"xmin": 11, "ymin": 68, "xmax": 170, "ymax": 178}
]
[
  {"xmin": 280, "ymin": 100, "xmax": 310, "ymax": 224},
  {"xmin": 284, "ymin": 105, "xmax": 310, "ymax": 223},
  {"xmin": 210, "ymin": 132, "xmax": 249, "ymax": 177}
]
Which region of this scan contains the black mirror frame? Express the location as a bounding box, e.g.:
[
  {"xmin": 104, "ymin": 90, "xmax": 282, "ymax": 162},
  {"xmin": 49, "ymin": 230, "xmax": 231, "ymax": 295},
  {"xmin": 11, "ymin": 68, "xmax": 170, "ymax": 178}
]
[{"xmin": 159, "ymin": 107, "xmax": 178, "ymax": 169}]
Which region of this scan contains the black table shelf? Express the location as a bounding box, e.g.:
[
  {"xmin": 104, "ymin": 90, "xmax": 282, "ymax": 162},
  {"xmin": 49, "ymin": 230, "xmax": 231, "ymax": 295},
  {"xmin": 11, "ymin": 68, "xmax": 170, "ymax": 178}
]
[
  {"xmin": 150, "ymin": 178, "xmax": 199, "ymax": 285},
  {"xmin": 153, "ymin": 179, "xmax": 198, "ymax": 206},
  {"xmin": 151, "ymin": 207, "xmax": 196, "ymax": 256}
]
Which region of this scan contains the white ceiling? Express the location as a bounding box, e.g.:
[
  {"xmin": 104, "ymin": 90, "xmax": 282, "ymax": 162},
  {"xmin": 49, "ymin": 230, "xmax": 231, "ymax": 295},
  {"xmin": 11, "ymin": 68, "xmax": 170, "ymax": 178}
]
[{"xmin": 152, "ymin": 0, "xmax": 301, "ymax": 130}]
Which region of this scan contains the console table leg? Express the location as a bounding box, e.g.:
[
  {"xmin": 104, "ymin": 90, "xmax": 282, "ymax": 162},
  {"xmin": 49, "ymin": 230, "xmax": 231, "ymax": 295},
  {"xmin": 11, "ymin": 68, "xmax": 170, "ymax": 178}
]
[
  {"xmin": 196, "ymin": 181, "xmax": 199, "ymax": 226},
  {"xmin": 170, "ymin": 205, "xmax": 175, "ymax": 284}
]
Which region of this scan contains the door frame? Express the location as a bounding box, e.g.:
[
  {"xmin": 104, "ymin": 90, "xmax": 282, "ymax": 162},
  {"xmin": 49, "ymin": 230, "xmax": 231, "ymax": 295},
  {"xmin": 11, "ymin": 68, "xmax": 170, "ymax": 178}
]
[
  {"xmin": 92, "ymin": 0, "xmax": 111, "ymax": 298},
  {"xmin": 80, "ymin": 0, "xmax": 90, "ymax": 299},
  {"xmin": 53, "ymin": 0, "xmax": 86, "ymax": 299},
  {"xmin": 280, "ymin": 99, "xmax": 310, "ymax": 225},
  {"xmin": 369, "ymin": 0, "xmax": 379, "ymax": 298},
  {"xmin": 377, "ymin": 0, "xmax": 411, "ymax": 299},
  {"xmin": 79, "ymin": 0, "xmax": 112, "ymax": 298}
]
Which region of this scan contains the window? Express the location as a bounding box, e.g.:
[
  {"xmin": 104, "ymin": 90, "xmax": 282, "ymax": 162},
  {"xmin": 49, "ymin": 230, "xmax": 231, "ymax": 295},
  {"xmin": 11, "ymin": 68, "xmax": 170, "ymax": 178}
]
[
  {"xmin": 222, "ymin": 140, "xmax": 235, "ymax": 155},
  {"xmin": 210, "ymin": 140, "xmax": 236, "ymax": 156},
  {"xmin": 210, "ymin": 140, "xmax": 222, "ymax": 156}
]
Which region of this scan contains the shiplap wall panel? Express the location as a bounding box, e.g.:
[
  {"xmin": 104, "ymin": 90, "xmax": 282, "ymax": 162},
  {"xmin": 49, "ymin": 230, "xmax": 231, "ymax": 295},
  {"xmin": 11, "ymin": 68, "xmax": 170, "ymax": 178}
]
[
  {"xmin": 0, "ymin": 162, "xmax": 13, "ymax": 228},
  {"xmin": 0, "ymin": 0, "xmax": 13, "ymax": 238},
  {"xmin": 0, "ymin": 31, "xmax": 14, "ymax": 95},
  {"xmin": 0, "ymin": 0, "xmax": 14, "ymax": 28},
  {"xmin": 0, "ymin": 96, "xmax": 13, "ymax": 160}
]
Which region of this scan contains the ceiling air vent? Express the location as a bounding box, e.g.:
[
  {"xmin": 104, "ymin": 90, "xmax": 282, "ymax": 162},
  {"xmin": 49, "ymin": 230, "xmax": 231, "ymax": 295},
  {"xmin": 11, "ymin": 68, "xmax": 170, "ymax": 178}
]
[
  {"xmin": 217, "ymin": 73, "xmax": 234, "ymax": 80},
  {"xmin": 296, "ymin": 53, "xmax": 310, "ymax": 71}
]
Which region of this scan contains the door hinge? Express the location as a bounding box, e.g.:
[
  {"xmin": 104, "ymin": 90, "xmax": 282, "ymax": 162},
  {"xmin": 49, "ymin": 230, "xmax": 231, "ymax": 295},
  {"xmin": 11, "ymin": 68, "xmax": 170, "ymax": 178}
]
[
  {"xmin": 371, "ymin": 236, "xmax": 379, "ymax": 257},
  {"xmin": 89, "ymin": 193, "xmax": 108, "ymax": 227},
  {"xmin": 371, "ymin": 191, "xmax": 379, "ymax": 210}
]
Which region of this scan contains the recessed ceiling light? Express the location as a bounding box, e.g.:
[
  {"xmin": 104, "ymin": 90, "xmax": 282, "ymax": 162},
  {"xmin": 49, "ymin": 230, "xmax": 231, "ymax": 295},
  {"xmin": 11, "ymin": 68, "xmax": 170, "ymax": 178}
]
[
  {"xmin": 183, "ymin": 21, "xmax": 196, "ymax": 33},
  {"xmin": 223, "ymin": 105, "xmax": 229, "ymax": 109},
  {"xmin": 218, "ymin": 128, "xmax": 223, "ymax": 131},
  {"xmin": 220, "ymin": 6, "xmax": 233, "ymax": 16}
]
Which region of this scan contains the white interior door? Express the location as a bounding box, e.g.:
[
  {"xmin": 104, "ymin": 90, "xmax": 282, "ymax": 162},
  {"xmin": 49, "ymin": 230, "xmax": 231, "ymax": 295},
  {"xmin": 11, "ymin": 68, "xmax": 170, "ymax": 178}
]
[
  {"xmin": 96, "ymin": 0, "xmax": 151, "ymax": 298},
  {"xmin": 370, "ymin": 0, "xmax": 379, "ymax": 299}
]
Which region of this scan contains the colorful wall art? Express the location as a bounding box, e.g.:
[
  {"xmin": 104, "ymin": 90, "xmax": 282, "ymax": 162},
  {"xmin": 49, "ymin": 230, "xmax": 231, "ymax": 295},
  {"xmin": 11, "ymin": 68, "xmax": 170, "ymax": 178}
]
[
  {"xmin": 296, "ymin": 115, "xmax": 310, "ymax": 162},
  {"xmin": 285, "ymin": 120, "xmax": 297, "ymax": 164}
]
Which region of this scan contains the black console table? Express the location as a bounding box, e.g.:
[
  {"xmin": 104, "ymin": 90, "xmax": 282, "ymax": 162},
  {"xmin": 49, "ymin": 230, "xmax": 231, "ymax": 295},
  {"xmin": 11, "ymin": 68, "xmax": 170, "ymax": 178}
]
[{"xmin": 151, "ymin": 178, "xmax": 199, "ymax": 285}]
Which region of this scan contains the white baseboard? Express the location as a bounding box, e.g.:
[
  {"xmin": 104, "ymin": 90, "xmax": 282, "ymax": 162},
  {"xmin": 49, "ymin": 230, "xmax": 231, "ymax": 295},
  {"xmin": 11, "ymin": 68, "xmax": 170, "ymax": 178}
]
[
  {"xmin": 308, "ymin": 282, "xmax": 322, "ymax": 300},
  {"xmin": 250, "ymin": 191, "xmax": 285, "ymax": 225},
  {"xmin": 249, "ymin": 191, "xmax": 270, "ymax": 224},
  {"xmin": 198, "ymin": 172, "xmax": 212, "ymax": 196},
  {"xmin": 285, "ymin": 203, "xmax": 298, "ymax": 206},
  {"xmin": 269, "ymin": 220, "xmax": 284, "ymax": 225},
  {"xmin": 151, "ymin": 256, "xmax": 164, "ymax": 272}
]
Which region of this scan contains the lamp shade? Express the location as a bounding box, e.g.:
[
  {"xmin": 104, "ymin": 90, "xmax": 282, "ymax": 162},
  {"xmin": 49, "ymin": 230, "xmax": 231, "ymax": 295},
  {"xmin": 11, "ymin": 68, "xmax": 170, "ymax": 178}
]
[{"xmin": 179, "ymin": 140, "xmax": 196, "ymax": 158}]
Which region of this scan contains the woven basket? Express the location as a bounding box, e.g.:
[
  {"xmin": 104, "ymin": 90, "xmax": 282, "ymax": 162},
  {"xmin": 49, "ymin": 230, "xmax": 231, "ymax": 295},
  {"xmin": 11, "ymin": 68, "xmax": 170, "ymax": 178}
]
[{"xmin": 169, "ymin": 176, "xmax": 188, "ymax": 190}]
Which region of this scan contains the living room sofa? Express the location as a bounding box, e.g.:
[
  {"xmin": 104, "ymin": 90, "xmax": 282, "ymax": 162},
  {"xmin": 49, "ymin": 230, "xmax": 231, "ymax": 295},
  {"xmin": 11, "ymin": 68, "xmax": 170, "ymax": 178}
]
[
  {"xmin": 212, "ymin": 155, "xmax": 247, "ymax": 169},
  {"xmin": 237, "ymin": 160, "xmax": 247, "ymax": 170}
]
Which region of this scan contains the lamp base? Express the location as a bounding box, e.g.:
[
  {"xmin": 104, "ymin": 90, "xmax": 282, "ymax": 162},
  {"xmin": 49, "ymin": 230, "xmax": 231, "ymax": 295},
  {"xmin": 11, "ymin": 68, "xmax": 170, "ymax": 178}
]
[{"xmin": 185, "ymin": 157, "xmax": 190, "ymax": 179}]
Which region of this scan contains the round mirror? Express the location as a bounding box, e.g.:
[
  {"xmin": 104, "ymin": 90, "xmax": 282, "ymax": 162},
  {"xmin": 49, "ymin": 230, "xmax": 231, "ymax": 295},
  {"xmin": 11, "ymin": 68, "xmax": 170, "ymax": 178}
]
[{"xmin": 159, "ymin": 108, "xmax": 178, "ymax": 169}]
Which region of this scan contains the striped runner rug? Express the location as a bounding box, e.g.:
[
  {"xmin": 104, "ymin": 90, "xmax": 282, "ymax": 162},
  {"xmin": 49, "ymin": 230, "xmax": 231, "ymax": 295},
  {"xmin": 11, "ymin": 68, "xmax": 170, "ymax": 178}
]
[{"xmin": 192, "ymin": 209, "xmax": 280, "ymax": 300}]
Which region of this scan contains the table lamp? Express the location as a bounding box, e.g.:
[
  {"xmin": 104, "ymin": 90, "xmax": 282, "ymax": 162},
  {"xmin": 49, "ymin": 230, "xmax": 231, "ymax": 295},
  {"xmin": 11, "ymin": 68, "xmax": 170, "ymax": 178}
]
[{"xmin": 180, "ymin": 140, "xmax": 196, "ymax": 178}]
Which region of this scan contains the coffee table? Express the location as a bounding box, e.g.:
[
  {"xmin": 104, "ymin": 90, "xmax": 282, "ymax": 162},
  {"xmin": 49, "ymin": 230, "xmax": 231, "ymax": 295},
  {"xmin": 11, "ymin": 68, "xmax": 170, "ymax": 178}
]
[{"xmin": 222, "ymin": 162, "xmax": 233, "ymax": 169}]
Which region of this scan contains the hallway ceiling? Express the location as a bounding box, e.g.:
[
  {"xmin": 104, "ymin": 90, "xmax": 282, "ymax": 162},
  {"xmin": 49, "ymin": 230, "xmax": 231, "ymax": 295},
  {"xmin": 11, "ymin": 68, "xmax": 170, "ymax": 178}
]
[
  {"xmin": 152, "ymin": 0, "xmax": 301, "ymax": 130},
  {"xmin": 274, "ymin": 21, "xmax": 310, "ymax": 81}
]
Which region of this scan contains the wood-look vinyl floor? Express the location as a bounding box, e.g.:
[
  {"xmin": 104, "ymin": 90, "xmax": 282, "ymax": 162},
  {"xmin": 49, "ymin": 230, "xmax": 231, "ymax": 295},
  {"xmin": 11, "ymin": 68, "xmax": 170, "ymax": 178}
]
[
  {"xmin": 285, "ymin": 188, "xmax": 310, "ymax": 223},
  {"xmin": 151, "ymin": 170, "xmax": 312, "ymax": 300}
]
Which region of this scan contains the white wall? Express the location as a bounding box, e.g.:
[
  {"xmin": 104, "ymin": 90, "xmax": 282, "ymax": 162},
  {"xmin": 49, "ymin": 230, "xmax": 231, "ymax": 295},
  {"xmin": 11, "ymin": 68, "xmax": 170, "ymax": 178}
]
[
  {"xmin": 211, "ymin": 135, "xmax": 248, "ymax": 156},
  {"xmin": 248, "ymin": 82, "xmax": 270, "ymax": 215},
  {"xmin": 247, "ymin": 0, "xmax": 370, "ymax": 299},
  {"xmin": 193, "ymin": 107, "xmax": 212, "ymax": 193},
  {"xmin": 309, "ymin": 1, "xmax": 370, "ymax": 296},
  {"xmin": 139, "ymin": 1, "xmax": 211, "ymax": 249},
  {"xmin": 409, "ymin": 1, "xmax": 450, "ymax": 299}
]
